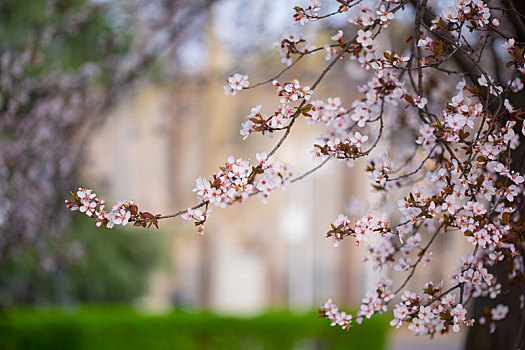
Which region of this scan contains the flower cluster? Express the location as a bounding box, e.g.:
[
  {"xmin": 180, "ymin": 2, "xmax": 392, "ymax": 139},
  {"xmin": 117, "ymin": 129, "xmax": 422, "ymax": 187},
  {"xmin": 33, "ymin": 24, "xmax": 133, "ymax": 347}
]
[
  {"xmin": 417, "ymin": 37, "xmax": 452, "ymax": 65},
  {"xmin": 503, "ymin": 38, "xmax": 525, "ymax": 70},
  {"xmin": 65, "ymin": 188, "xmax": 159, "ymax": 229},
  {"xmin": 390, "ymin": 290, "xmax": 475, "ymax": 335},
  {"xmin": 348, "ymin": 4, "xmax": 376, "ymax": 27},
  {"xmin": 323, "ymin": 30, "xmax": 345, "ymax": 61},
  {"xmin": 293, "ymin": 0, "xmax": 321, "ymax": 25},
  {"xmin": 441, "ymin": 0, "xmax": 490, "ymax": 29},
  {"xmin": 182, "ymin": 207, "xmax": 211, "ymax": 234},
  {"xmin": 188, "ymin": 153, "xmax": 293, "ymax": 233},
  {"xmin": 365, "ymin": 237, "xmax": 396, "ymax": 270},
  {"xmin": 320, "ymin": 278, "xmax": 394, "ymax": 330},
  {"xmin": 351, "ymin": 29, "xmax": 380, "ymax": 70},
  {"xmin": 272, "ymin": 79, "xmax": 312, "ymax": 104},
  {"xmin": 319, "ymin": 299, "xmax": 352, "ymax": 330},
  {"xmin": 348, "ymin": 3, "xmax": 396, "ymax": 28},
  {"xmin": 358, "ymin": 277, "xmax": 395, "ymax": 320},
  {"xmin": 310, "ymin": 69, "xmax": 410, "ymax": 169},
  {"xmin": 238, "ymin": 79, "xmax": 314, "ymax": 140},
  {"xmin": 274, "ymin": 31, "xmax": 316, "ymax": 66},
  {"xmin": 240, "ymin": 104, "xmax": 294, "ymax": 139},
  {"xmin": 480, "ymin": 304, "xmax": 509, "ymax": 334},
  {"xmin": 297, "ymin": 96, "xmax": 373, "ymax": 167},
  {"xmin": 224, "ymin": 73, "xmax": 249, "ymax": 96},
  {"xmin": 325, "ymin": 212, "xmax": 392, "ymax": 247},
  {"xmin": 379, "ymin": 232, "xmax": 428, "ymax": 272},
  {"xmin": 305, "ymin": 97, "xmax": 345, "ymax": 125},
  {"xmin": 367, "ymin": 154, "xmax": 392, "ymax": 188}
]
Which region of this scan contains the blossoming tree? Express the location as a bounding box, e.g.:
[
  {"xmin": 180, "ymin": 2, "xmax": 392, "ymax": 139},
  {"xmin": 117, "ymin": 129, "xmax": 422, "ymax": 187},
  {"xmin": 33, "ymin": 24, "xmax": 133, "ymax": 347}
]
[{"xmin": 66, "ymin": 0, "xmax": 525, "ymax": 348}]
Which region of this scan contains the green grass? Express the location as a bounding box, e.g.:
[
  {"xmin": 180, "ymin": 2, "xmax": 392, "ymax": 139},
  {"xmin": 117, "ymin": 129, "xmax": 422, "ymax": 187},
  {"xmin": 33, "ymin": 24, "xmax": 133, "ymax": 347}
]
[{"xmin": 0, "ymin": 306, "xmax": 389, "ymax": 350}]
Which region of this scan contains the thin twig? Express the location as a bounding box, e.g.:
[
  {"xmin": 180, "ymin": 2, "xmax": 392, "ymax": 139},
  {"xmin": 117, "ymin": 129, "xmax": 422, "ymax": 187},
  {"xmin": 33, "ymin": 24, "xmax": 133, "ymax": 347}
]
[{"xmin": 393, "ymin": 223, "xmax": 444, "ymax": 295}]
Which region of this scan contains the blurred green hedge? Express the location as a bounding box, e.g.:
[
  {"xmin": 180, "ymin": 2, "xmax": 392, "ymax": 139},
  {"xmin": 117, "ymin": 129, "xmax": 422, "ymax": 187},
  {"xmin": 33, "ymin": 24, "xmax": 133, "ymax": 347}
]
[
  {"xmin": 0, "ymin": 306, "xmax": 388, "ymax": 350},
  {"xmin": 0, "ymin": 215, "xmax": 169, "ymax": 307}
]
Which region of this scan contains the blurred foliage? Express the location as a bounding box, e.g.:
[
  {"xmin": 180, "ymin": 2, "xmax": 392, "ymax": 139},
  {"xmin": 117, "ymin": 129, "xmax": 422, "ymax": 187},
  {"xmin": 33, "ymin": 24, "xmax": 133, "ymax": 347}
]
[
  {"xmin": 0, "ymin": 0, "xmax": 212, "ymax": 312},
  {"xmin": 0, "ymin": 0, "xmax": 128, "ymax": 70},
  {"xmin": 0, "ymin": 306, "xmax": 388, "ymax": 350},
  {"xmin": 0, "ymin": 215, "xmax": 169, "ymax": 307}
]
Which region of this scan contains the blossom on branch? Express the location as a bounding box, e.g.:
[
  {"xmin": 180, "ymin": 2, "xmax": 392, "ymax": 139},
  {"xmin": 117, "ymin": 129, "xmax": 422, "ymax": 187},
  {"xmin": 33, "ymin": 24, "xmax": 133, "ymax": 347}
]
[{"xmin": 224, "ymin": 73, "xmax": 249, "ymax": 96}]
